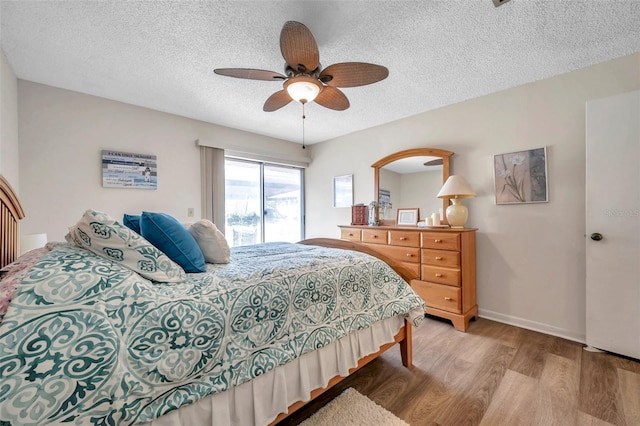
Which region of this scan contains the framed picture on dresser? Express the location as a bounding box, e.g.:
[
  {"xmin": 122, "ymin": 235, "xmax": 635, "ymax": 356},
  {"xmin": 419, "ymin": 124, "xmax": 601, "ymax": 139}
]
[{"xmin": 397, "ymin": 208, "xmax": 419, "ymax": 226}]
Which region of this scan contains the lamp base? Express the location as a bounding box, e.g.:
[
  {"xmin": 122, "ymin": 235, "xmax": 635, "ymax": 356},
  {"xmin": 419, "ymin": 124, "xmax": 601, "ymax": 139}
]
[{"xmin": 446, "ymin": 199, "xmax": 468, "ymax": 228}]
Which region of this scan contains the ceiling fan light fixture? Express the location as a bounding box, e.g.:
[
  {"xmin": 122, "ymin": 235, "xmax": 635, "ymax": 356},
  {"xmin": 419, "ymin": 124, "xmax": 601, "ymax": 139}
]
[
  {"xmin": 214, "ymin": 21, "xmax": 386, "ymax": 111},
  {"xmin": 285, "ymin": 76, "xmax": 323, "ymax": 103}
]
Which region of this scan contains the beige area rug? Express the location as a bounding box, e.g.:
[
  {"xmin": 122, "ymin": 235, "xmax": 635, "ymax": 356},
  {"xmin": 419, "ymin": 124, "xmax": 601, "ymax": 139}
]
[{"xmin": 299, "ymin": 388, "xmax": 409, "ymax": 426}]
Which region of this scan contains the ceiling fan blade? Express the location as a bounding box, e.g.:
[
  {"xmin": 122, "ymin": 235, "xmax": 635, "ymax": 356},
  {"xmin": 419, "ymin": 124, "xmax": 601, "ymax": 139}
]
[
  {"xmin": 319, "ymin": 63, "xmax": 389, "ymax": 87},
  {"xmin": 314, "ymin": 86, "xmax": 350, "ymax": 111},
  {"xmin": 214, "ymin": 68, "xmax": 286, "ymax": 81},
  {"xmin": 263, "ymin": 90, "xmax": 293, "ymax": 112},
  {"xmin": 424, "ymin": 159, "xmax": 444, "ymax": 166},
  {"xmin": 280, "ymin": 21, "xmax": 320, "ymax": 72}
]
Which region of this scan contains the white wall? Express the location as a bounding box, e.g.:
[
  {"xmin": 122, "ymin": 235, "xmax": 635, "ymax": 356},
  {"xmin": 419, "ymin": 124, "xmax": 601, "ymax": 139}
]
[
  {"xmin": 0, "ymin": 48, "xmax": 19, "ymax": 189},
  {"xmin": 306, "ymin": 53, "xmax": 640, "ymax": 342},
  {"xmin": 17, "ymin": 81, "xmax": 304, "ymax": 242}
]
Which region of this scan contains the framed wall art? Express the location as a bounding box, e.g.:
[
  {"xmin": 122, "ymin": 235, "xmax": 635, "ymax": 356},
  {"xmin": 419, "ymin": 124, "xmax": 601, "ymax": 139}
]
[
  {"xmin": 494, "ymin": 147, "xmax": 548, "ymax": 204},
  {"xmin": 396, "ymin": 208, "xmax": 419, "ymax": 226},
  {"xmin": 102, "ymin": 150, "xmax": 157, "ymax": 189},
  {"xmin": 333, "ymin": 174, "xmax": 353, "ymax": 208}
]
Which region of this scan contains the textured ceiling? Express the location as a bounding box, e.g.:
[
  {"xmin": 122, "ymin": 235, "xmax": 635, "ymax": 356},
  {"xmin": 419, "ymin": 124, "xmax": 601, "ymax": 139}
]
[{"xmin": 1, "ymin": 1, "xmax": 639, "ymax": 145}]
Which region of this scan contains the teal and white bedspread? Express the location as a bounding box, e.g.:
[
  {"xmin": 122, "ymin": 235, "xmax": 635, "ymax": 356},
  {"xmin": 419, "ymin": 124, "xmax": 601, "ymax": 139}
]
[{"xmin": 0, "ymin": 242, "xmax": 424, "ymax": 425}]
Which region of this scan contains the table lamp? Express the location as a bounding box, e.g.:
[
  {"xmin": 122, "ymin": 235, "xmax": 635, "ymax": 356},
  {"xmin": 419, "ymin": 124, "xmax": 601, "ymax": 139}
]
[{"xmin": 437, "ymin": 176, "xmax": 476, "ymax": 228}]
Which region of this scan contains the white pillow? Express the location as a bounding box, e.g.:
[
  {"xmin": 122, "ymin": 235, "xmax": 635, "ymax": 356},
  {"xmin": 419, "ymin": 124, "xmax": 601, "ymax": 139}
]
[
  {"xmin": 66, "ymin": 209, "xmax": 187, "ymax": 283},
  {"xmin": 188, "ymin": 220, "xmax": 230, "ymax": 264}
]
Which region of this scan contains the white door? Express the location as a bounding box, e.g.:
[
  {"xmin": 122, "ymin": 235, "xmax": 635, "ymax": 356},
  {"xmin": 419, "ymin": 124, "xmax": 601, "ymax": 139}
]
[{"xmin": 586, "ymin": 90, "xmax": 640, "ymax": 359}]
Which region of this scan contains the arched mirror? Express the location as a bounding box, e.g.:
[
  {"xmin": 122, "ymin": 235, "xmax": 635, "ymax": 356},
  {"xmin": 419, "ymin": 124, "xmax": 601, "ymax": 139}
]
[{"xmin": 372, "ymin": 148, "xmax": 453, "ymax": 225}]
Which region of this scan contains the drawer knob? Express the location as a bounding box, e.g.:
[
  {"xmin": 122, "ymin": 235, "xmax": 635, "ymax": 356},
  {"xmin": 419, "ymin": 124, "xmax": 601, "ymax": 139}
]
[
  {"xmin": 435, "ymin": 256, "xmax": 443, "ymax": 260},
  {"xmin": 349, "ymin": 233, "xmax": 354, "ymax": 236},
  {"xmin": 444, "ymin": 297, "xmax": 453, "ymax": 301},
  {"xmin": 434, "ymin": 239, "xmax": 442, "ymax": 243},
  {"xmin": 400, "ymin": 237, "xmax": 406, "ymax": 240},
  {"xmin": 373, "ymin": 235, "xmax": 378, "ymax": 238},
  {"xmin": 406, "ymin": 253, "xmax": 413, "ymax": 257},
  {"xmin": 435, "ymin": 273, "xmax": 443, "ymax": 277}
]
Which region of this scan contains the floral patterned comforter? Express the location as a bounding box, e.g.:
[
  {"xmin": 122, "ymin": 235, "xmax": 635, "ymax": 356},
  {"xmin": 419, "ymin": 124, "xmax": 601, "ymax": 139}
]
[{"xmin": 0, "ymin": 242, "xmax": 424, "ymax": 425}]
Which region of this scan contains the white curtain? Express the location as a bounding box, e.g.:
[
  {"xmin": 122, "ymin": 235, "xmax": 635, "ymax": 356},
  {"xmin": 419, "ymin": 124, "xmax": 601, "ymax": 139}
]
[{"xmin": 200, "ymin": 146, "xmax": 226, "ymax": 234}]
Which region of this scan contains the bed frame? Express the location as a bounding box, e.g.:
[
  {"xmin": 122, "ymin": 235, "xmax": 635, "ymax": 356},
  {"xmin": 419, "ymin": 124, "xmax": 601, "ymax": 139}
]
[
  {"xmin": 0, "ymin": 174, "xmax": 413, "ymax": 425},
  {"xmin": 0, "ymin": 175, "xmax": 25, "ymax": 268},
  {"xmin": 273, "ymin": 238, "xmax": 414, "ymax": 424}
]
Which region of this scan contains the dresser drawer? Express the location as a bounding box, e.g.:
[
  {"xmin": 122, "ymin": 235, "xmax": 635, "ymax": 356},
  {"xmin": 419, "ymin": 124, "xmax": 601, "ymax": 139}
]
[
  {"xmin": 363, "ymin": 244, "xmax": 421, "ymax": 267},
  {"xmin": 421, "ymin": 232, "xmax": 460, "ymax": 251},
  {"xmin": 422, "ymin": 248, "xmax": 460, "ymax": 268},
  {"xmin": 362, "ymin": 229, "xmax": 388, "ymax": 245},
  {"xmin": 421, "ymin": 265, "xmax": 461, "ymax": 286},
  {"xmin": 389, "ymin": 230, "xmax": 420, "ymax": 248},
  {"xmin": 398, "ymin": 262, "xmax": 420, "ymax": 280},
  {"xmin": 411, "ymin": 280, "xmax": 461, "ymax": 313},
  {"xmin": 340, "ymin": 228, "xmax": 362, "ymax": 242},
  {"xmin": 382, "ymin": 245, "xmax": 421, "ymax": 264}
]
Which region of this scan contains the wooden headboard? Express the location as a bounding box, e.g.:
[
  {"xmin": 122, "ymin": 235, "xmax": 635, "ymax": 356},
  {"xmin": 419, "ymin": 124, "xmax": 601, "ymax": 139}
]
[{"xmin": 0, "ymin": 175, "xmax": 25, "ymax": 268}]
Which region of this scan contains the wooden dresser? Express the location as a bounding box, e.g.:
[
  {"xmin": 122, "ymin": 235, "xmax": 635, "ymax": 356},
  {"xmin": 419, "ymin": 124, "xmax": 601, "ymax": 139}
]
[{"xmin": 339, "ymin": 225, "xmax": 478, "ymax": 332}]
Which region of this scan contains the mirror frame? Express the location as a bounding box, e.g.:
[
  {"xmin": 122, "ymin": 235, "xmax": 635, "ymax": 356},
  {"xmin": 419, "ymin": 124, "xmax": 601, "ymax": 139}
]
[{"xmin": 372, "ymin": 148, "xmax": 454, "ymax": 225}]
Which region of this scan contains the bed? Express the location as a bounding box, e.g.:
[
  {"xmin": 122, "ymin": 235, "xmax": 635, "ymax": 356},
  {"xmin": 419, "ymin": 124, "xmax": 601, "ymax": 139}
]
[{"xmin": 0, "ymin": 175, "xmax": 424, "ymax": 425}]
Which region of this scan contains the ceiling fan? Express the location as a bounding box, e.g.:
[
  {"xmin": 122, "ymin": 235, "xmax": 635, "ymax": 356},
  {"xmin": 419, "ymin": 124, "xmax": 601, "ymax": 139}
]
[{"xmin": 214, "ymin": 21, "xmax": 389, "ymax": 112}]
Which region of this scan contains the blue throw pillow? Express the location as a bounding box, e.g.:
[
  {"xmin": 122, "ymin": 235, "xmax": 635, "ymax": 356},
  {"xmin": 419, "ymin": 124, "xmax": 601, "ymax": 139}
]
[
  {"xmin": 123, "ymin": 214, "xmax": 141, "ymax": 234},
  {"xmin": 139, "ymin": 212, "xmax": 206, "ymax": 273}
]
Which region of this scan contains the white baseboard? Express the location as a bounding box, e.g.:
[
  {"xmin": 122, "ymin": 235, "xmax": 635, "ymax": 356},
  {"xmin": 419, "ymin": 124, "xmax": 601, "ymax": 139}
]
[{"xmin": 478, "ymin": 308, "xmax": 586, "ymax": 344}]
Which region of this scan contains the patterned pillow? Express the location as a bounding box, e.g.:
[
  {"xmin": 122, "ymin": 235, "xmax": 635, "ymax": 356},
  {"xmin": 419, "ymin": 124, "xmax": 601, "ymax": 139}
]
[
  {"xmin": 66, "ymin": 209, "xmax": 186, "ymax": 283},
  {"xmin": 188, "ymin": 219, "xmax": 231, "ymax": 263},
  {"xmin": 140, "ymin": 212, "xmax": 206, "ymax": 273}
]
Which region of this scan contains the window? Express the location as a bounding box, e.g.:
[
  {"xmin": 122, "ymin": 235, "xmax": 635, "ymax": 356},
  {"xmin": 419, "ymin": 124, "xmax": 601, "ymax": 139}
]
[{"xmin": 225, "ymin": 158, "xmax": 304, "ymax": 247}]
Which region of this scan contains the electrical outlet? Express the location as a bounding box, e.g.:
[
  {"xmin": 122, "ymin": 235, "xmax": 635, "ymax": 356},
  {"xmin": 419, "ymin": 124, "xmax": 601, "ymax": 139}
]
[{"xmin": 187, "ymin": 208, "xmax": 194, "ymax": 217}]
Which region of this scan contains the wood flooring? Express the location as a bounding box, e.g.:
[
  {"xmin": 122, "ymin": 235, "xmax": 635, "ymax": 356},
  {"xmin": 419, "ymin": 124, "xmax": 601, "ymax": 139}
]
[{"xmin": 278, "ymin": 316, "xmax": 640, "ymax": 426}]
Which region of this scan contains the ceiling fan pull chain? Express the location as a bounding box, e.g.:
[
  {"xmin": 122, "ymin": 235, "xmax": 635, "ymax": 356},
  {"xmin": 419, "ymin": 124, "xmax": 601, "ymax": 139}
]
[{"xmin": 302, "ymin": 103, "xmax": 306, "ymax": 150}]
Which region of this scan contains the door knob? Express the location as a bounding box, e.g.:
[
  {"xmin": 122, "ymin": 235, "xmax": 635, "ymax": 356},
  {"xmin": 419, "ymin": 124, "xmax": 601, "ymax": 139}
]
[{"xmin": 590, "ymin": 233, "xmax": 604, "ymax": 241}]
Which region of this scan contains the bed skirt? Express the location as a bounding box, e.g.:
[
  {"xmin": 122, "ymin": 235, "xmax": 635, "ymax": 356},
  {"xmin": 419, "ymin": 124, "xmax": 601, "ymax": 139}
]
[{"xmin": 141, "ymin": 315, "xmax": 404, "ymax": 426}]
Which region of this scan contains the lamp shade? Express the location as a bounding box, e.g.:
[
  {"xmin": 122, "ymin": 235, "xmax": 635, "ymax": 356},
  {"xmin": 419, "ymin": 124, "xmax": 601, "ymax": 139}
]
[
  {"xmin": 437, "ymin": 175, "xmax": 476, "ymax": 199},
  {"xmin": 20, "ymin": 233, "xmax": 47, "ymax": 256}
]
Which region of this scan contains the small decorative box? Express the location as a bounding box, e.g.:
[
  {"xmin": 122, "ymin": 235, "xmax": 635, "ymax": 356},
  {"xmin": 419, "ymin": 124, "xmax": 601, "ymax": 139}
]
[{"xmin": 351, "ymin": 205, "xmax": 368, "ymax": 225}]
